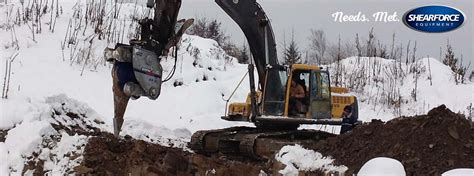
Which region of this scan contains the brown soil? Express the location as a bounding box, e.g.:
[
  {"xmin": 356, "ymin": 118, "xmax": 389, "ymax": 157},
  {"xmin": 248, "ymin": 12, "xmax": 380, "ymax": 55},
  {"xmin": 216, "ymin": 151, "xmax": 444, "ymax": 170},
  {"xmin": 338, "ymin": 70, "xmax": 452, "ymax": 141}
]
[
  {"xmin": 50, "ymin": 110, "xmax": 104, "ymax": 136},
  {"xmin": 305, "ymin": 105, "xmax": 474, "ymax": 175},
  {"xmin": 76, "ymin": 133, "xmax": 191, "ymax": 175},
  {"xmin": 77, "ymin": 133, "xmax": 272, "ymax": 176}
]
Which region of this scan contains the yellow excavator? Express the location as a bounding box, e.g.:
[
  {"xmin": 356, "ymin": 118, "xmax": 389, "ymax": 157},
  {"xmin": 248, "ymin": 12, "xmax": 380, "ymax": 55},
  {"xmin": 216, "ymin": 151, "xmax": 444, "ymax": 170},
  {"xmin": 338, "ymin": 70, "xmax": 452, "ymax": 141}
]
[
  {"xmin": 225, "ymin": 64, "xmax": 357, "ymax": 125},
  {"xmin": 190, "ymin": 0, "xmax": 358, "ymax": 159}
]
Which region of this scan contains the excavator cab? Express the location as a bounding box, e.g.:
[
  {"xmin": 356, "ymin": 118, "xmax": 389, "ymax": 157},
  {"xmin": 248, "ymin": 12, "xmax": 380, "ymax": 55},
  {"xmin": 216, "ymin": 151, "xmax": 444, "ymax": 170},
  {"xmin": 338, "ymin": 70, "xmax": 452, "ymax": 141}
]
[{"xmin": 283, "ymin": 65, "xmax": 332, "ymax": 119}]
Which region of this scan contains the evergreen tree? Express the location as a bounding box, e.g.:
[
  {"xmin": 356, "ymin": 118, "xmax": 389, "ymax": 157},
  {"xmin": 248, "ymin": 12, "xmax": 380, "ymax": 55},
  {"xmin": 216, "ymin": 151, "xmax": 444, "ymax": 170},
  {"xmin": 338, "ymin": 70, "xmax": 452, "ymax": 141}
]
[
  {"xmin": 187, "ymin": 18, "xmax": 228, "ymax": 45},
  {"xmin": 238, "ymin": 43, "xmax": 250, "ymax": 64},
  {"xmin": 283, "ymin": 37, "xmax": 302, "ymax": 65},
  {"xmin": 187, "ymin": 17, "xmax": 240, "ymax": 58}
]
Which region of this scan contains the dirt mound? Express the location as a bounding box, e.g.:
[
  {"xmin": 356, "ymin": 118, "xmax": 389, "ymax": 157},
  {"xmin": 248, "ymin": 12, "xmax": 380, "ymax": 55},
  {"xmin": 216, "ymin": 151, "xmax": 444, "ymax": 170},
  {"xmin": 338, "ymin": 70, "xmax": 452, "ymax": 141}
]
[
  {"xmin": 76, "ymin": 133, "xmax": 191, "ymax": 175},
  {"xmin": 307, "ymin": 105, "xmax": 474, "ymax": 175},
  {"xmin": 20, "ymin": 101, "xmax": 107, "ymax": 175},
  {"xmin": 76, "ymin": 133, "xmax": 272, "ymax": 175}
]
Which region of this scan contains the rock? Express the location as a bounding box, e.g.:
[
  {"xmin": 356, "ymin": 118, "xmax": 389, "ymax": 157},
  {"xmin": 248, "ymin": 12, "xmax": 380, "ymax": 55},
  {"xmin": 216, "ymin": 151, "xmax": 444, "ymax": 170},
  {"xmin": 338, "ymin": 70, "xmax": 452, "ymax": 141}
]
[
  {"xmin": 447, "ymin": 126, "xmax": 460, "ymax": 140},
  {"xmin": 73, "ymin": 165, "xmax": 93, "ymax": 174}
]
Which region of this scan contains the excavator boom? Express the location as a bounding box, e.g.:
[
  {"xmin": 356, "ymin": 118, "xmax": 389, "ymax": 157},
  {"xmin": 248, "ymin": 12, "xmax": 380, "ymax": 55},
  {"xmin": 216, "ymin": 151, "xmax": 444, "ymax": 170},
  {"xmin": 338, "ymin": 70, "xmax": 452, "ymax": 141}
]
[{"xmin": 216, "ymin": 0, "xmax": 278, "ymax": 88}]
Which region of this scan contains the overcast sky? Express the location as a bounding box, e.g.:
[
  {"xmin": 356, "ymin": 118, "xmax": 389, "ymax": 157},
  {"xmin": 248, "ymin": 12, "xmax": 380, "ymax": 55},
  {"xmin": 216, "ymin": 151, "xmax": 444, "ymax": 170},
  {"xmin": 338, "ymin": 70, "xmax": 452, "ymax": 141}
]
[{"xmin": 177, "ymin": 0, "xmax": 473, "ymax": 70}]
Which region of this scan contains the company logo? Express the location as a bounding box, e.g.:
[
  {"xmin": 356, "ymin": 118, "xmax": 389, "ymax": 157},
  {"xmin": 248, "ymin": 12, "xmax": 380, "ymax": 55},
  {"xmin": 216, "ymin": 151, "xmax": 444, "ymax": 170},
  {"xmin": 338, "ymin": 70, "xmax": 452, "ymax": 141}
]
[{"xmin": 403, "ymin": 5, "xmax": 465, "ymax": 33}]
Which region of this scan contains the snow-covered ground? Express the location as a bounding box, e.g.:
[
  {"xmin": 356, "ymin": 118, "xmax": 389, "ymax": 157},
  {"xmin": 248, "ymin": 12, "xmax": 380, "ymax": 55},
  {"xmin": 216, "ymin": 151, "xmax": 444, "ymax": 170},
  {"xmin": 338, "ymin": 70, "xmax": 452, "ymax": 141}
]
[
  {"xmin": 0, "ymin": 95, "xmax": 106, "ymax": 175},
  {"xmin": 275, "ymin": 144, "xmax": 347, "ymax": 175},
  {"xmin": 0, "ymin": 0, "xmax": 472, "ymax": 175}
]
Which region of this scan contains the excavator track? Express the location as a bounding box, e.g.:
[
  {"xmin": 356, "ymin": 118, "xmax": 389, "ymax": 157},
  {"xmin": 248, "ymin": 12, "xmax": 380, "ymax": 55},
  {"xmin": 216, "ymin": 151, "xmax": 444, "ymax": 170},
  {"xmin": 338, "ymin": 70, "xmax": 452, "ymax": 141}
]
[
  {"xmin": 189, "ymin": 126, "xmax": 253, "ymax": 153},
  {"xmin": 189, "ymin": 127, "xmax": 335, "ymax": 160}
]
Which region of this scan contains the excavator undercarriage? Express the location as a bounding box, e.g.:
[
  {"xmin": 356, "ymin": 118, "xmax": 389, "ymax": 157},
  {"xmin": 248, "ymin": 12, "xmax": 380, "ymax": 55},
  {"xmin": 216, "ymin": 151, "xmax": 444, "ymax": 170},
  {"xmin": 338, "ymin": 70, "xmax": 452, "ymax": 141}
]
[{"xmin": 190, "ymin": 126, "xmax": 335, "ymax": 160}]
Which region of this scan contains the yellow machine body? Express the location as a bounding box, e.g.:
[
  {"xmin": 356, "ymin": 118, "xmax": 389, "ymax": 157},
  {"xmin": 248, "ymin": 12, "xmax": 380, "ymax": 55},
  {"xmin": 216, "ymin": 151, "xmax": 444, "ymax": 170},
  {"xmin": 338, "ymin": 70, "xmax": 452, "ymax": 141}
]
[{"xmin": 226, "ymin": 64, "xmax": 357, "ymax": 122}]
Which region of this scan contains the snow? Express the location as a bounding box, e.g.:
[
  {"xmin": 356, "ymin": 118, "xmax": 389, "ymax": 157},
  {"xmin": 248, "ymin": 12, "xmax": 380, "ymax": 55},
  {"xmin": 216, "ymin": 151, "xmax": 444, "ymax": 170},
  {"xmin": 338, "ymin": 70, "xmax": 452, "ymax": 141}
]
[
  {"xmin": 121, "ymin": 119, "xmax": 191, "ymax": 149},
  {"xmin": 0, "ymin": 143, "xmax": 10, "ymax": 175},
  {"xmin": 0, "ymin": 95, "xmax": 101, "ymax": 174},
  {"xmin": 41, "ymin": 133, "xmax": 89, "ymax": 175},
  {"xmin": 442, "ymin": 168, "xmax": 474, "ymax": 176},
  {"xmin": 5, "ymin": 121, "xmax": 56, "ymax": 159},
  {"xmin": 275, "ymin": 144, "xmax": 347, "ymax": 175},
  {"xmin": 358, "ymin": 157, "xmax": 406, "ymax": 176}
]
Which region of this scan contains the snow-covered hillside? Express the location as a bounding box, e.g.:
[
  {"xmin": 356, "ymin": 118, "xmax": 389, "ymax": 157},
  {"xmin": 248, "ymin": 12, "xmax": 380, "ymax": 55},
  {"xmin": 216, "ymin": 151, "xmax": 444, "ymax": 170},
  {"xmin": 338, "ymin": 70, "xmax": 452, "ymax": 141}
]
[
  {"xmin": 0, "ymin": 0, "xmax": 252, "ymax": 131},
  {"xmin": 327, "ymin": 56, "xmax": 473, "ymax": 122},
  {"xmin": 0, "ymin": 0, "xmax": 252, "ymax": 173},
  {"xmin": 0, "ymin": 0, "xmax": 472, "ymax": 175}
]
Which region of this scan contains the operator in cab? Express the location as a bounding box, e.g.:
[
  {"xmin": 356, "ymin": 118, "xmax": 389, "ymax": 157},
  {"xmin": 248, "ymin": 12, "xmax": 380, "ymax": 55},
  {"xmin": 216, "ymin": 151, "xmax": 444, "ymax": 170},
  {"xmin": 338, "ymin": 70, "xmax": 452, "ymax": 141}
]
[{"xmin": 289, "ymin": 75, "xmax": 306, "ymax": 116}]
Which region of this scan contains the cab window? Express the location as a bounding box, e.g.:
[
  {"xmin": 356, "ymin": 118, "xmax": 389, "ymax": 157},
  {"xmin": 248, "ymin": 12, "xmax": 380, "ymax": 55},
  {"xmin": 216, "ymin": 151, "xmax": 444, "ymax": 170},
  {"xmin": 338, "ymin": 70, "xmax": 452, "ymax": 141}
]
[
  {"xmin": 310, "ymin": 71, "xmax": 330, "ymax": 100},
  {"xmin": 320, "ymin": 71, "xmax": 330, "ymax": 99}
]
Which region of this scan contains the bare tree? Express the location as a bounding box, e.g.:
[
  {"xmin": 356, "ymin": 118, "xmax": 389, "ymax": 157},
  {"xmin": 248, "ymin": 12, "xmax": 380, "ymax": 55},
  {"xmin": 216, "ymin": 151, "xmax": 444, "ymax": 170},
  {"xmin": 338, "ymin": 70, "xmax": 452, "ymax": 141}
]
[
  {"xmin": 355, "ymin": 33, "xmax": 361, "ymax": 62},
  {"xmin": 390, "ymin": 32, "xmax": 395, "ymax": 60},
  {"xmin": 456, "ymin": 55, "xmax": 469, "ymax": 84},
  {"xmin": 2, "ymin": 53, "xmax": 19, "ymax": 99},
  {"xmin": 405, "ymin": 40, "xmax": 410, "ymax": 66},
  {"xmin": 366, "ymin": 28, "xmax": 376, "ymax": 57},
  {"xmin": 308, "ymin": 29, "xmax": 327, "ymax": 65},
  {"xmin": 334, "ymin": 35, "xmax": 342, "ymax": 86},
  {"xmin": 427, "ymin": 55, "xmax": 432, "ymax": 86}
]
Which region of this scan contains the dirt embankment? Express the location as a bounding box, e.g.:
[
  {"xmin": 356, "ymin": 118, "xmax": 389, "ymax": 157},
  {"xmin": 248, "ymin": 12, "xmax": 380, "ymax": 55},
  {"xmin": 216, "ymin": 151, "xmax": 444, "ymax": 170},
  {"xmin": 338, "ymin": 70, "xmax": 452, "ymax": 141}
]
[
  {"xmin": 76, "ymin": 133, "xmax": 273, "ymax": 175},
  {"xmin": 306, "ymin": 105, "xmax": 474, "ymax": 175},
  {"xmin": 75, "ymin": 133, "xmax": 192, "ymax": 175}
]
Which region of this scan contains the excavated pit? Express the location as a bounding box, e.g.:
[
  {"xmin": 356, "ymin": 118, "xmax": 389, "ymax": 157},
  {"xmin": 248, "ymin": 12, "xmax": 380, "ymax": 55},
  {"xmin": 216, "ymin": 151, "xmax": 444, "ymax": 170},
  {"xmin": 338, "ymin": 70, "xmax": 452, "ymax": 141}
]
[
  {"xmin": 75, "ymin": 105, "xmax": 473, "ymax": 175},
  {"xmin": 10, "ymin": 104, "xmax": 471, "ymax": 175},
  {"xmin": 73, "ymin": 105, "xmax": 473, "ymax": 175}
]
